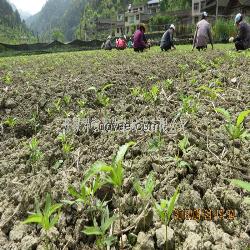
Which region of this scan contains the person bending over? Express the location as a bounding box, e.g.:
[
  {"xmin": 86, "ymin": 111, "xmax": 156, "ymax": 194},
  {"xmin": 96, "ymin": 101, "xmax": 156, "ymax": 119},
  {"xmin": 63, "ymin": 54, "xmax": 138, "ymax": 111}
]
[
  {"xmin": 160, "ymin": 24, "xmax": 176, "ymax": 51},
  {"xmin": 193, "ymin": 12, "xmax": 213, "ymax": 51},
  {"xmin": 133, "ymin": 24, "xmax": 147, "ymax": 52},
  {"xmin": 229, "ymin": 13, "xmax": 250, "ymax": 51}
]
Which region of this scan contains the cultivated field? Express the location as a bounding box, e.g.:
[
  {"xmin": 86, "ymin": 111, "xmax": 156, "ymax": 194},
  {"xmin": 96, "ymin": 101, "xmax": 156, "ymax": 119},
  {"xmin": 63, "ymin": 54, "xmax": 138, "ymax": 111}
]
[{"xmin": 0, "ymin": 45, "xmax": 250, "ymax": 250}]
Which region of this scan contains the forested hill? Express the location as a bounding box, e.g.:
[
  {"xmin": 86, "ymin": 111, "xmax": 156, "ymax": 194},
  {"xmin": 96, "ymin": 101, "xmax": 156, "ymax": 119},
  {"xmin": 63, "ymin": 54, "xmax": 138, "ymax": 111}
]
[
  {"xmin": 0, "ymin": 0, "xmax": 32, "ymax": 43},
  {"xmin": 0, "ymin": 0, "xmax": 22, "ymax": 27},
  {"xmin": 27, "ymin": 0, "xmax": 192, "ymax": 42},
  {"xmin": 26, "ymin": 0, "xmax": 86, "ymax": 42}
]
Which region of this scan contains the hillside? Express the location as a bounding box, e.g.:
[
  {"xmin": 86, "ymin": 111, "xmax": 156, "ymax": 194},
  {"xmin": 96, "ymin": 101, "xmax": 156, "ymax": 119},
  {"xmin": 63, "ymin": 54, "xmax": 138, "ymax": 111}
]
[
  {"xmin": 0, "ymin": 0, "xmax": 33, "ymax": 43},
  {"xmin": 27, "ymin": 0, "xmax": 192, "ymax": 42},
  {"xmin": 26, "ymin": 0, "xmax": 85, "ymax": 42}
]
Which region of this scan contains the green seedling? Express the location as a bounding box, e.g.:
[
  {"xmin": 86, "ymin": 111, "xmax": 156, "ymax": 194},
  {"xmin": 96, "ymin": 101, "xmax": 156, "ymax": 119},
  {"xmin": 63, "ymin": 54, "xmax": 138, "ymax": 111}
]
[
  {"xmin": 77, "ymin": 99, "xmax": 86, "ymax": 108},
  {"xmin": 130, "ymin": 87, "xmax": 142, "ymax": 97},
  {"xmin": 167, "ymin": 155, "xmax": 191, "ymax": 169},
  {"xmin": 77, "ymin": 109, "xmax": 88, "ymax": 118},
  {"xmin": 133, "ymin": 172, "xmax": 155, "ymax": 202},
  {"xmin": 65, "ymin": 175, "xmax": 104, "ymax": 207},
  {"xmin": 134, "ymin": 172, "xmax": 155, "ymax": 231},
  {"xmin": 155, "ymin": 187, "xmax": 179, "ymax": 250},
  {"xmin": 178, "ymin": 64, "xmax": 189, "ymax": 78},
  {"xmin": 83, "ymin": 206, "xmax": 117, "ymax": 249},
  {"xmin": 4, "ymin": 117, "xmax": 17, "ymax": 127},
  {"xmin": 230, "ymin": 179, "xmax": 250, "ymax": 204},
  {"xmin": 29, "ymin": 111, "xmax": 40, "ymax": 133},
  {"xmin": 23, "ymin": 193, "xmax": 62, "ymax": 250},
  {"xmin": 29, "ymin": 138, "xmax": 43, "ymax": 163},
  {"xmin": 197, "ymin": 85, "xmax": 223, "ymax": 100},
  {"xmin": 148, "ymin": 132, "xmax": 164, "ymax": 152},
  {"xmin": 62, "ymin": 142, "xmax": 73, "ymax": 155},
  {"xmin": 83, "ymin": 142, "xmax": 135, "ymax": 250},
  {"xmin": 3, "ymin": 72, "xmax": 13, "ymax": 84},
  {"xmin": 143, "ymin": 84, "xmax": 159, "ymax": 103},
  {"xmin": 164, "ymin": 79, "xmax": 174, "ymax": 91},
  {"xmin": 88, "ymin": 83, "xmax": 113, "ymax": 107},
  {"xmin": 57, "ymin": 131, "xmax": 67, "ymax": 144},
  {"xmin": 53, "ymin": 98, "xmax": 62, "ymax": 112},
  {"xmin": 178, "ymin": 135, "xmax": 192, "ymax": 155},
  {"xmin": 63, "ymin": 95, "xmax": 71, "ymax": 105},
  {"xmin": 179, "ymin": 95, "xmax": 199, "ymax": 114},
  {"xmin": 215, "ymin": 108, "xmax": 250, "ymax": 140}
]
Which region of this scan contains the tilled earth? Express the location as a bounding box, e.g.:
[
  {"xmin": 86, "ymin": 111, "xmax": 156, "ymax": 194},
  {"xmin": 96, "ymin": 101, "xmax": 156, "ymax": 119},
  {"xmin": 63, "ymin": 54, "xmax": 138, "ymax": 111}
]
[{"xmin": 0, "ymin": 46, "xmax": 250, "ymax": 250}]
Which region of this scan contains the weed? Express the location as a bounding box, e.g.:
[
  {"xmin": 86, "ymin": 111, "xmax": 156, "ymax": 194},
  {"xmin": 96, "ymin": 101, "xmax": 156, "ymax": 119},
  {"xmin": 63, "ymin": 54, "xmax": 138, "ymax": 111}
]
[
  {"xmin": 77, "ymin": 99, "xmax": 86, "ymax": 108},
  {"xmin": 155, "ymin": 187, "xmax": 179, "ymax": 250}
]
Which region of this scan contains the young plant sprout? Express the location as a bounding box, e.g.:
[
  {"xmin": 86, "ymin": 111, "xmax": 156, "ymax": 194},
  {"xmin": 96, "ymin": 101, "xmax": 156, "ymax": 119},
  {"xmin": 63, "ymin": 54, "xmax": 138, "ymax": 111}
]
[
  {"xmin": 83, "ymin": 206, "xmax": 117, "ymax": 249},
  {"xmin": 4, "ymin": 117, "xmax": 17, "ymax": 127},
  {"xmin": 63, "ymin": 95, "xmax": 71, "ymax": 105},
  {"xmin": 87, "ymin": 83, "xmax": 113, "ymax": 107},
  {"xmin": 167, "ymin": 155, "xmax": 191, "ymax": 169},
  {"xmin": 53, "ymin": 98, "xmax": 62, "ymax": 112},
  {"xmin": 143, "ymin": 84, "xmax": 159, "ymax": 103},
  {"xmin": 130, "ymin": 86, "xmax": 142, "ymax": 97},
  {"xmin": 178, "ymin": 135, "xmax": 192, "ymax": 155},
  {"xmin": 164, "ymin": 79, "xmax": 174, "ymax": 91},
  {"xmin": 179, "ymin": 95, "xmax": 199, "ymax": 115},
  {"xmin": 29, "ymin": 138, "xmax": 43, "ymax": 163},
  {"xmin": 83, "ymin": 141, "xmax": 135, "ymax": 250},
  {"xmin": 215, "ymin": 108, "xmax": 250, "ymax": 140},
  {"xmin": 3, "ymin": 72, "xmax": 13, "ymax": 84},
  {"xmin": 154, "ymin": 187, "xmax": 179, "ymax": 250},
  {"xmin": 230, "ymin": 179, "xmax": 250, "ymax": 204},
  {"xmin": 23, "ymin": 193, "xmax": 62, "ymax": 250},
  {"xmin": 197, "ymin": 85, "xmax": 223, "ymax": 100},
  {"xmin": 57, "ymin": 131, "xmax": 73, "ymax": 157},
  {"xmin": 77, "ymin": 99, "xmax": 86, "ymax": 108},
  {"xmin": 148, "ymin": 132, "xmax": 164, "ymax": 152}
]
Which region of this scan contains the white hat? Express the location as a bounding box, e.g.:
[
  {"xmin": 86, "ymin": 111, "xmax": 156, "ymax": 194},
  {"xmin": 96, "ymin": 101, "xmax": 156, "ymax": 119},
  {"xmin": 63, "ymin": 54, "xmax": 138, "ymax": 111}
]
[
  {"xmin": 170, "ymin": 24, "xmax": 175, "ymax": 30},
  {"xmin": 202, "ymin": 12, "xmax": 208, "ymax": 18},
  {"xmin": 235, "ymin": 13, "xmax": 242, "ymax": 23}
]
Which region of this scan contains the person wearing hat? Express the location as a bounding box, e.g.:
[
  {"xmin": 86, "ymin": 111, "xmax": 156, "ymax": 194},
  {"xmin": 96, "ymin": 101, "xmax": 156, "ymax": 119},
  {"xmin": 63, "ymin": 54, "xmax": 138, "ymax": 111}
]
[
  {"xmin": 104, "ymin": 35, "xmax": 112, "ymax": 50},
  {"xmin": 192, "ymin": 12, "xmax": 213, "ymax": 51},
  {"xmin": 160, "ymin": 24, "xmax": 176, "ymax": 51},
  {"xmin": 229, "ymin": 13, "xmax": 250, "ymax": 51}
]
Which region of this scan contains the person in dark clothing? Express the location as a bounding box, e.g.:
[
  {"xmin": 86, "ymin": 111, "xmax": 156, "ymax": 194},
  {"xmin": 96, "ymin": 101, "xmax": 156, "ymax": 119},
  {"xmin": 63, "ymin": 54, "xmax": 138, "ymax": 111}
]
[
  {"xmin": 160, "ymin": 24, "xmax": 176, "ymax": 51},
  {"xmin": 133, "ymin": 24, "xmax": 147, "ymax": 52},
  {"xmin": 232, "ymin": 13, "xmax": 250, "ymax": 51}
]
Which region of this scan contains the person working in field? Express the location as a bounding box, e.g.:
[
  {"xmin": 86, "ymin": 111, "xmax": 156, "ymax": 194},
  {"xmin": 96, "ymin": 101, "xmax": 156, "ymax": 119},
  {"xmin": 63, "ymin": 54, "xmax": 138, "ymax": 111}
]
[
  {"xmin": 192, "ymin": 12, "xmax": 213, "ymax": 51},
  {"xmin": 133, "ymin": 24, "xmax": 147, "ymax": 52},
  {"xmin": 116, "ymin": 36, "xmax": 127, "ymax": 50},
  {"xmin": 160, "ymin": 24, "xmax": 176, "ymax": 51},
  {"xmin": 104, "ymin": 35, "xmax": 112, "ymax": 50},
  {"xmin": 229, "ymin": 13, "xmax": 250, "ymax": 51}
]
